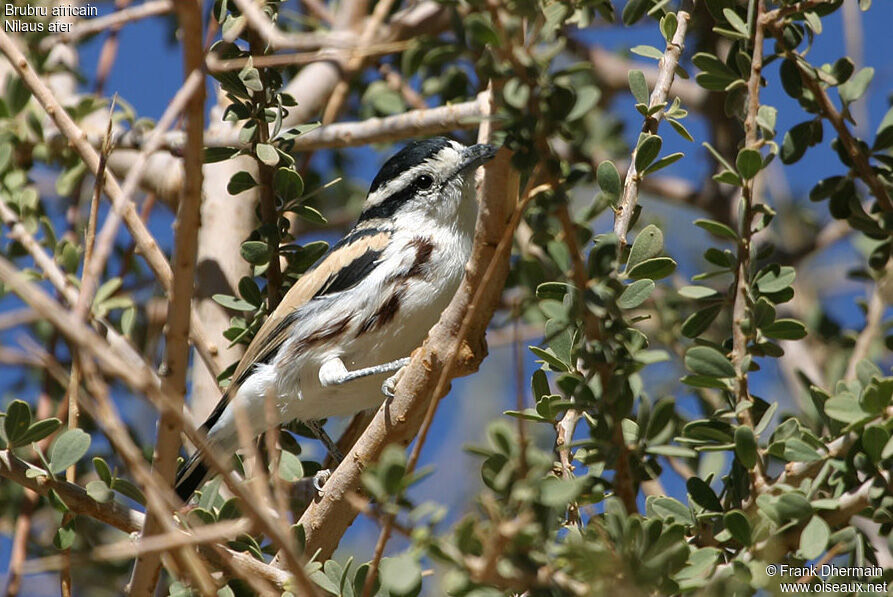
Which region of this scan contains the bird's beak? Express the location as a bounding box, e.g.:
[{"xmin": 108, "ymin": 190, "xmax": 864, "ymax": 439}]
[{"xmin": 458, "ymin": 143, "xmax": 498, "ymax": 172}]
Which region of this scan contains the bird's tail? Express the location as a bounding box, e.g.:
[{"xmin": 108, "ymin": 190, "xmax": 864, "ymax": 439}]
[{"xmin": 175, "ymin": 449, "xmax": 210, "ymax": 502}]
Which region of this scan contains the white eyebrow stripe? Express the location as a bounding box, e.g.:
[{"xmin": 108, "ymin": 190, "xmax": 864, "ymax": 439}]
[{"xmin": 364, "ymin": 142, "xmax": 464, "ymax": 207}]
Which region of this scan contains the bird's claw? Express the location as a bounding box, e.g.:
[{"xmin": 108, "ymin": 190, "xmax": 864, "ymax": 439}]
[
  {"xmin": 381, "ymin": 365, "xmax": 406, "ymax": 397},
  {"xmin": 312, "ymin": 469, "xmax": 332, "ymax": 494}
]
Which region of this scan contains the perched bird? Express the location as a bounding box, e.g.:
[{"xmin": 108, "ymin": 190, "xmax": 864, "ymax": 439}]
[{"xmin": 175, "ymin": 137, "xmax": 497, "ymax": 500}]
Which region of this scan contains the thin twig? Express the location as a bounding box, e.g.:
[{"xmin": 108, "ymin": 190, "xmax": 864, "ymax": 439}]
[
  {"xmin": 843, "ymin": 286, "xmax": 884, "ymax": 380},
  {"xmin": 128, "ymin": 1, "xmax": 207, "ymax": 592},
  {"xmin": 614, "ymin": 0, "xmax": 694, "ymax": 246},
  {"xmin": 39, "ymin": 0, "xmax": 174, "ymax": 49}
]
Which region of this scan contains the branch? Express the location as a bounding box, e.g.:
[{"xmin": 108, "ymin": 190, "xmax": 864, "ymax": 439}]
[
  {"xmin": 39, "ymin": 0, "xmax": 174, "ymax": 49},
  {"xmin": 614, "ymin": 0, "xmax": 695, "ymax": 245},
  {"xmin": 128, "ymin": 1, "xmax": 207, "ymax": 592},
  {"xmin": 0, "ymin": 450, "xmax": 144, "ymax": 533},
  {"xmin": 108, "ymin": 95, "xmax": 485, "ymax": 153},
  {"xmin": 0, "ymin": 29, "xmax": 223, "ymax": 379}
]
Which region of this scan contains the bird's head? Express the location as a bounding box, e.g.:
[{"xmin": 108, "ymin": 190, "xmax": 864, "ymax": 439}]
[{"xmin": 357, "ymin": 137, "xmax": 497, "ymax": 227}]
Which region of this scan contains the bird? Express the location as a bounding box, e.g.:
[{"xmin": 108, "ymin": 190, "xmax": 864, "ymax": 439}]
[{"xmin": 175, "ymin": 137, "xmax": 497, "ymax": 500}]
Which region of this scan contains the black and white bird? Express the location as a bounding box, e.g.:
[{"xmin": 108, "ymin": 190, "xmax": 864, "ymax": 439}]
[{"xmin": 175, "ymin": 137, "xmax": 497, "ymax": 500}]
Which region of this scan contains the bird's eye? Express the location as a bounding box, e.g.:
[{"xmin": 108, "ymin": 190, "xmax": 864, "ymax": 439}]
[{"xmin": 415, "ymin": 174, "xmax": 434, "ymax": 189}]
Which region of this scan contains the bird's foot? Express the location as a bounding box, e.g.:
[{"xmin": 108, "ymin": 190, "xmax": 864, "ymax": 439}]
[
  {"xmin": 313, "ymin": 469, "xmax": 332, "ymax": 494},
  {"xmin": 381, "ymin": 364, "xmax": 407, "ymax": 397}
]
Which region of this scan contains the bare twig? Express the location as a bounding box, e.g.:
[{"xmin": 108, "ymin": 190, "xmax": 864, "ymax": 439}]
[
  {"xmin": 39, "ymin": 0, "xmax": 174, "ymax": 49},
  {"xmin": 555, "ymin": 409, "xmax": 581, "ymax": 523},
  {"xmin": 0, "ymin": 450, "xmax": 145, "ymax": 533},
  {"xmin": 230, "ymin": 0, "xmax": 358, "ymax": 50},
  {"xmin": 614, "ymin": 0, "xmax": 694, "ymax": 246},
  {"xmin": 107, "ymin": 93, "xmax": 485, "ymax": 154},
  {"xmin": 128, "ymin": 1, "xmax": 207, "ymax": 592},
  {"xmin": 23, "ymin": 519, "xmax": 250, "ymax": 574},
  {"xmin": 843, "ymin": 286, "xmax": 884, "ymax": 380}
]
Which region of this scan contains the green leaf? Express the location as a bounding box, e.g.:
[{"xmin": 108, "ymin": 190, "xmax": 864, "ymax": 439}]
[
  {"xmin": 635, "ymin": 134, "xmax": 662, "ymax": 172},
  {"xmin": 618, "ymin": 279, "xmax": 655, "ymax": 309},
  {"xmin": 678, "ymin": 285, "xmax": 718, "ymax": 299},
  {"xmin": 529, "ymin": 346, "xmax": 570, "ymax": 372},
  {"xmin": 48, "ymin": 429, "xmax": 91, "ymax": 475},
  {"xmin": 204, "ymin": 147, "xmax": 239, "ymax": 163},
  {"xmin": 238, "ymin": 64, "xmax": 263, "ymax": 92},
  {"xmin": 824, "ymin": 393, "xmax": 871, "ymax": 424},
  {"xmin": 668, "ymin": 118, "xmax": 694, "ymax": 141},
  {"xmin": 651, "ymin": 497, "xmax": 694, "ymax": 525},
  {"xmin": 776, "ymin": 493, "xmax": 812, "ymax": 521},
  {"xmin": 734, "ymin": 426, "xmax": 758, "ymax": 468},
  {"xmin": 540, "ymin": 476, "xmax": 583, "ymax": 507},
  {"xmin": 86, "ymin": 480, "xmax": 114, "ymax": 503},
  {"xmin": 628, "ymin": 69, "xmax": 649, "ymax": 105},
  {"xmin": 646, "ymin": 444, "xmax": 697, "ymax": 458},
  {"xmin": 379, "ymin": 554, "xmax": 422, "ymax": 597},
  {"xmin": 93, "ymin": 457, "xmax": 112, "ymax": 485},
  {"xmin": 627, "ymin": 224, "xmax": 664, "ymax": 268},
  {"xmin": 681, "ymin": 304, "xmax": 721, "ymax": 338},
  {"xmin": 622, "ymin": 0, "xmax": 652, "ymax": 25},
  {"xmin": 660, "ymin": 13, "xmax": 678, "ymax": 41},
  {"xmin": 781, "ymin": 121, "xmax": 821, "ymax": 165},
  {"xmin": 110, "ymin": 478, "xmax": 146, "ymax": 506},
  {"xmin": 53, "ymin": 520, "xmax": 77, "ymax": 550},
  {"xmin": 4, "ymin": 400, "xmax": 32, "ymax": 446},
  {"xmin": 18, "ymin": 418, "xmax": 62, "ymax": 445},
  {"xmin": 694, "ymin": 218, "xmax": 737, "ymax": 240},
  {"xmin": 724, "ymin": 510, "xmax": 752, "ymax": 545},
  {"xmin": 839, "ymin": 66, "xmax": 874, "ymax": 104},
  {"xmin": 687, "ymin": 477, "xmax": 722, "ymax": 511},
  {"xmin": 721, "ymin": 8, "xmax": 748, "ymax": 37},
  {"xmin": 685, "ymin": 346, "xmax": 735, "ymax": 378},
  {"xmin": 227, "ymin": 171, "xmax": 257, "ymax": 195},
  {"xmin": 278, "ymin": 450, "xmax": 304, "ymax": 482},
  {"xmin": 567, "ymin": 86, "xmax": 600, "ymax": 121},
  {"xmin": 255, "ymin": 143, "xmax": 279, "ymax": 167},
  {"xmin": 782, "ymin": 439, "xmax": 821, "ymax": 462},
  {"xmin": 631, "ymin": 45, "xmax": 664, "ymax": 61},
  {"xmin": 627, "ymin": 257, "xmax": 676, "ymax": 280},
  {"xmin": 212, "ymin": 294, "xmax": 255, "ymax": 312},
  {"xmin": 763, "ymin": 319, "xmax": 807, "ymax": 340},
  {"xmin": 597, "ymin": 161, "xmax": 621, "ymax": 198},
  {"xmin": 862, "ymin": 425, "xmax": 889, "ymax": 464},
  {"xmin": 736, "ymin": 148, "xmax": 762, "ymax": 180},
  {"xmin": 755, "ymin": 266, "xmax": 796, "ymax": 294},
  {"xmin": 240, "ymin": 240, "xmax": 270, "ymax": 265},
  {"xmin": 643, "ymin": 152, "xmax": 684, "ymax": 175},
  {"xmin": 799, "ymin": 515, "xmax": 830, "ymax": 560}
]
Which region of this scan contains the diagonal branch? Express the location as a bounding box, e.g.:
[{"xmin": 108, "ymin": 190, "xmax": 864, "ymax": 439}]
[{"xmin": 128, "ymin": 1, "xmax": 208, "ymax": 593}]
